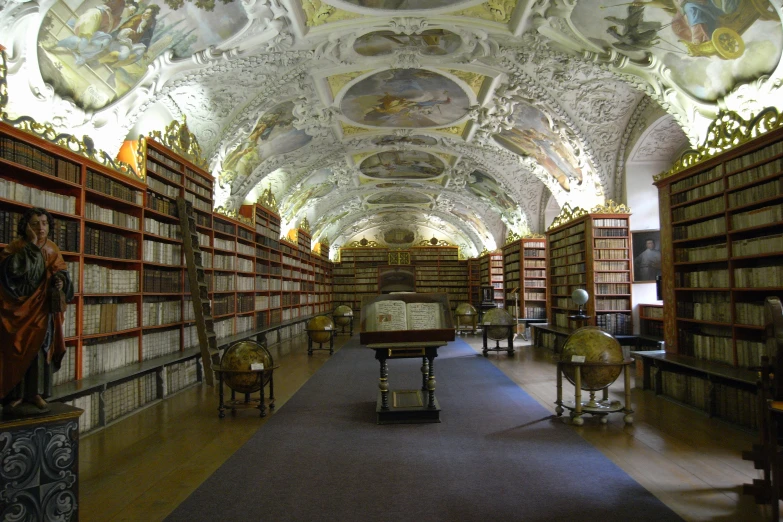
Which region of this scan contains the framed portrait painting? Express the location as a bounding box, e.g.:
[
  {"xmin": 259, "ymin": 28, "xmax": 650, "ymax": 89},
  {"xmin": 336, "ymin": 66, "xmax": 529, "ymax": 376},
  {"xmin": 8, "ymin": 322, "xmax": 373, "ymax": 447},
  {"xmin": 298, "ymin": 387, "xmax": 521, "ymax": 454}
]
[{"xmin": 632, "ymin": 230, "xmax": 662, "ymax": 283}]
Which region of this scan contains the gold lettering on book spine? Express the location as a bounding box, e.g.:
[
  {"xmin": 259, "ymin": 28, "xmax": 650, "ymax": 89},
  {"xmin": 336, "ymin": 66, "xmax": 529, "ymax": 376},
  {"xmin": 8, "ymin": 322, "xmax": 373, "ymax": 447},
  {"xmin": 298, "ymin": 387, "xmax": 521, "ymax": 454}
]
[{"xmin": 655, "ymin": 107, "xmax": 783, "ymax": 182}]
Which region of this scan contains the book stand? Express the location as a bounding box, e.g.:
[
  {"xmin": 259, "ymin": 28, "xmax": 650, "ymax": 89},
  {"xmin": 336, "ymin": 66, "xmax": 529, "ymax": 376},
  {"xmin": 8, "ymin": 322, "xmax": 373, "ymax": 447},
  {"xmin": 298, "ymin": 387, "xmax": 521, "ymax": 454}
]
[{"xmin": 360, "ymin": 293, "xmax": 455, "ymax": 424}]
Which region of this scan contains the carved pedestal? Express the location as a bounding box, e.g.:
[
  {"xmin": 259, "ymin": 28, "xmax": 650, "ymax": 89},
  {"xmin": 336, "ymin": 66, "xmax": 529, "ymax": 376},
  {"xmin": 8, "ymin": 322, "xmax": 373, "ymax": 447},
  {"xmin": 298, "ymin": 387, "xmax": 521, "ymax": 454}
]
[{"xmin": 1, "ymin": 403, "xmax": 83, "ymax": 521}]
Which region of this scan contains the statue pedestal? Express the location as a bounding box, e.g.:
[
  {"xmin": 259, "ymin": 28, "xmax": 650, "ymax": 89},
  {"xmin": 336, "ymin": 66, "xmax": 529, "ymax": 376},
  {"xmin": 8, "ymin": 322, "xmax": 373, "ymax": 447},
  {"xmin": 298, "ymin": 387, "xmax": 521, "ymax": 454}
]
[{"xmin": 1, "ymin": 403, "xmax": 83, "ymax": 520}]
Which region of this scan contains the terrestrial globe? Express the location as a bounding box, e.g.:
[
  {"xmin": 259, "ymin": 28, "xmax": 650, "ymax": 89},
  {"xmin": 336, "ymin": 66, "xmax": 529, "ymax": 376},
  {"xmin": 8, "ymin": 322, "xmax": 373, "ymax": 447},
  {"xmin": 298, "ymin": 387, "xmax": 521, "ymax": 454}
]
[
  {"xmin": 560, "ymin": 326, "xmax": 623, "ymax": 391},
  {"xmin": 307, "ymin": 315, "xmax": 335, "ymax": 343},
  {"xmin": 333, "ymin": 305, "xmax": 353, "ymax": 327},
  {"xmin": 454, "ymin": 302, "xmax": 477, "ymax": 326},
  {"xmin": 483, "ymin": 308, "xmax": 514, "ymax": 340},
  {"xmin": 219, "ymin": 341, "xmax": 274, "ymax": 394}
]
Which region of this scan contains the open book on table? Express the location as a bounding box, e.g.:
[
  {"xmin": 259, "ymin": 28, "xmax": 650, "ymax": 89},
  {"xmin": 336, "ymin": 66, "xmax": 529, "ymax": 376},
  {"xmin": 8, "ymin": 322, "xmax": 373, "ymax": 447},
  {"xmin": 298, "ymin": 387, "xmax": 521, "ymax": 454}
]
[{"xmin": 365, "ymin": 300, "xmax": 442, "ymax": 331}]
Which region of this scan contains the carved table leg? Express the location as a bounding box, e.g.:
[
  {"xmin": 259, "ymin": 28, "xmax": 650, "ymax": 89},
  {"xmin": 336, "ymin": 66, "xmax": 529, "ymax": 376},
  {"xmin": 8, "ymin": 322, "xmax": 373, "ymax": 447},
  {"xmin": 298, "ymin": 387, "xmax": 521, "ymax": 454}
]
[
  {"xmin": 572, "ymin": 366, "xmax": 584, "ymax": 426},
  {"xmin": 623, "ymin": 364, "xmax": 634, "ymax": 424},
  {"xmin": 421, "ymin": 357, "xmax": 429, "ymax": 391},
  {"xmin": 507, "ymin": 327, "xmax": 514, "ymax": 355},
  {"xmin": 555, "ymin": 363, "xmax": 564, "ymax": 416},
  {"xmin": 427, "ymin": 354, "xmax": 436, "ymax": 409},
  {"xmin": 218, "ymin": 371, "xmax": 226, "ymax": 419},
  {"xmin": 379, "ymin": 357, "xmax": 389, "ymax": 411}
]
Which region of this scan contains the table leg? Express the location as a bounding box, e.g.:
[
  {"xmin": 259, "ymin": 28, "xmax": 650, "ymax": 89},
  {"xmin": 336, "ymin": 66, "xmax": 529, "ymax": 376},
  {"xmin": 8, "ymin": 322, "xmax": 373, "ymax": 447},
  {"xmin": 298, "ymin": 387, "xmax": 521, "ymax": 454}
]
[
  {"xmin": 555, "ymin": 363, "xmax": 563, "ymax": 416},
  {"xmin": 379, "ymin": 357, "xmax": 389, "ymax": 411},
  {"xmin": 427, "ymin": 355, "xmax": 436, "ymax": 409},
  {"xmin": 507, "ymin": 327, "xmax": 514, "ymax": 355},
  {"xmin": 573, "ymin": 367, "xmax": 584, "ymax": 426},
  {"xmin": 421, "ymin": 357, "xmax": 429, "ymax": 391},
  {"xmin": 269, "ymin": 372, "xmax": 276, "ymax": 410},
  {"xmin": 623, "ymin": 365, "xmax": 634, "ymax": 424},
  {"xmin": 482, "ymin": 328, "xmax": 489, "ymax": 356},
  {"xmin": 329, "ymin": 332, "xmax": 334, "ymax": 354},
  {"xmin": 259, "ymin": 381, "xmax": 266, "ymax": 418},
  {"xmin": 218, "ymin": 371, "xmax": 226, "ymax": 419}
]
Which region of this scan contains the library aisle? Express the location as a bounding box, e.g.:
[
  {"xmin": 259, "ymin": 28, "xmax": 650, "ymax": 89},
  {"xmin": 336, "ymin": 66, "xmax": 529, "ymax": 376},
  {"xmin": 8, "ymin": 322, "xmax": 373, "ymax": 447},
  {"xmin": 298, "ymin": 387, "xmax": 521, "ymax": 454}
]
[{"xmin": 78, "ymin": 329, "xmax": 771, "ymax": 522}]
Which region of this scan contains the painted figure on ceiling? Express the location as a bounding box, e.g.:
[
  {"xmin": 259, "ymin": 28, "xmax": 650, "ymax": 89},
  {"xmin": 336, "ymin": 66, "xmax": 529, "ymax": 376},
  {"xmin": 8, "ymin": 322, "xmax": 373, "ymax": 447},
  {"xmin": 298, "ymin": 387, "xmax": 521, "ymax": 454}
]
[
  {"xmin": 49, "ymin": 0, "xmax": 129, "ymax": 65},
  {"xmin": 677, "ymin": 0, "xmax": 740, "ymax": 44}
]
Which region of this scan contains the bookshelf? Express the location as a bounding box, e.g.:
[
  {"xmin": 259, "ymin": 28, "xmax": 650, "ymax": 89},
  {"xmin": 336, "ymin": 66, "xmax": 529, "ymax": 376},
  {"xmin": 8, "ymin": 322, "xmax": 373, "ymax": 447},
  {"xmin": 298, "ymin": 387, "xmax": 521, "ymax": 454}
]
[
  {"xmin": 478, "ymin": 251, "xmax": 504, "ymax": 308},
  {"xmin": 411, "ymin": 246, "xmax": 466, "ymax": 312},
  {"xmin": 638, "ymin": 304, "xmax": 663, "ymax": 341},
  {"xmin": 468, "ymin": 258, "xmax": 481, "ymax": 307},
  {"xmin": 335, "ymin": 247, "xmax": 386, "ymax": 310},
  {"xmin": 502, "ymin": 237, "xmax": 547, "ymax": 321},
  {"xmin": 546, "ymin": 204, "xmax": 633, "ymax": 336},
  {"xmin": 0, "ymin": 120, "xmax": 333, "ymax": 434}
]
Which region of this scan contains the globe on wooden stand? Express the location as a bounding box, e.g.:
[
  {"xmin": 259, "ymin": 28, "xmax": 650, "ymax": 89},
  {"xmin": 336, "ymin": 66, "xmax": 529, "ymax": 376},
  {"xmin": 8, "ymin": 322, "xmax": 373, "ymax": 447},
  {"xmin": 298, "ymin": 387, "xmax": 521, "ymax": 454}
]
[
  {"xmin": 215, "ymin": 341, "xmax": 277, "ymax": 418},
  {"xmin": 481, "ymin": 307, "xmax": 515, "ymax": 356},
  {"xmin": 454, "ymin": 302, "xmax": 478, "ymax": 335},
  {"xmin": 332, "ymin": 304, "xmax": 354, "ymax": 335},
  {"xmin": 555, "ymin": 326, "xmax": 634, "ymax": 425},
  {"xmin": 307, "ymin": 315, "xmax": 335, "ymax": 355}
]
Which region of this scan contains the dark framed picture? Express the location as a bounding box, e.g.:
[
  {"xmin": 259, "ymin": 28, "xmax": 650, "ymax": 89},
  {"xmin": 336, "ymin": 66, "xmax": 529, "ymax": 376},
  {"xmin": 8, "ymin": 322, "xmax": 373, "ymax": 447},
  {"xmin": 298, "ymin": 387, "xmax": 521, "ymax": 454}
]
[{"xmin": 632, "ymin": 230, "xmax": 662, "ymax": 283}]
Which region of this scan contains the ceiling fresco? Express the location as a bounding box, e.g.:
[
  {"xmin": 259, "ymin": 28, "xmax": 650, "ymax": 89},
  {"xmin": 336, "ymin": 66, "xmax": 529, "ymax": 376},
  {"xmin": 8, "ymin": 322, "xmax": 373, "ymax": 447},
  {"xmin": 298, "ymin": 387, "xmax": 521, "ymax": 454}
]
[
  {"xmin": 3, "ymin": 0, "xmax": 783, "ymax": 258},
  {"xmin": 340, "ymin": 69, "xmax": 472, "ymax": 128}
]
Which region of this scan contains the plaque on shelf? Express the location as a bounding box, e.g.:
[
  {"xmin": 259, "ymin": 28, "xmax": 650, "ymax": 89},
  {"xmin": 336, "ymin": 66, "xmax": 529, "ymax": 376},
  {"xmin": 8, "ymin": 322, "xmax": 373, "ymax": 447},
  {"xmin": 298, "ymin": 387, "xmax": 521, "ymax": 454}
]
[{"xmin": 359, "ymin": 293, "xmax": 456, "ymax": 345}]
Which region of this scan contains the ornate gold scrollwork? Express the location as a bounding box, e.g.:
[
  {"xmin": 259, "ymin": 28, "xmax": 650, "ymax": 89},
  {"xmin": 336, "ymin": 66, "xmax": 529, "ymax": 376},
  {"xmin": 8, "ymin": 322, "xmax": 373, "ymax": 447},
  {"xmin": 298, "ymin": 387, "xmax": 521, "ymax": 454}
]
[
  {"xmin": 348, "ymin": 237, "xmax": 380, "ymax": 248},
  {"xmin": 655, "ymin": 107, "xmax": 783, "ymax": 182},
  {"xmin": 547, "ymin": 203, "xmax": 589, "ymax": 230},
  {"xmin": 299, "ymin": 216, "xmax": 311, "ymax": 234},
  {"xmin": 257, "ymin": 186, "xmax": 279, "ymax": 213},
  {"xmin": 214, "ymin": 206, "xmax": 254, "ymax": 226},
  {"xmin": 591, "ymin": 199, "xmax": 631, "ymax": 214},
  {"xmin": 149, "ymin": 116, "xmax": 207, "ymax": 169},
  {"xmin": 505, "ymin": 230, "xmax": 521, "ymax": 245}
]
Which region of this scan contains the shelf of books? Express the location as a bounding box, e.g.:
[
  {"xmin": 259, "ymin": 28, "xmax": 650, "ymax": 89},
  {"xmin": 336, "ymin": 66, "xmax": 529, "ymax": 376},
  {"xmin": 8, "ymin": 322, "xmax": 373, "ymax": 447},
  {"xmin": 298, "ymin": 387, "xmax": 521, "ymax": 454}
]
[
  {"xmin": 502, "ymin": 237, "xmax": 547, "ymax": 321},
  {"xmin": 467, "ymin": 258, "xmax": 481, "ymax": 307},
  {"xmin": 638, "ymin": 304, "xmax": 663, "ymax": 341},
  {"xmin": 546, "ymin": 206, "xmax": 633, "ymax": 335},
  {"xmin": 335, "ymin": 247, "xmax": 386, "ymax": 311},
  {"xmin": 411, "ymin": 246, "xmax": 467, "ymax": 311},
  {"xmin": 478, "ymin": 251, "xmax": 504, "ymax": 307}
]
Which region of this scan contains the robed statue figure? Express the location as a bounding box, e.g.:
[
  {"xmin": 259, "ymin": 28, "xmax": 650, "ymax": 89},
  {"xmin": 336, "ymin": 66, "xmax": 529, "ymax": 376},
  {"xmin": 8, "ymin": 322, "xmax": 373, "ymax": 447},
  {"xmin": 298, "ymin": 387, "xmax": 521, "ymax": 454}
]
[{"xmin": 0, "ymin": 207, "xmax": 74, "ymax": 417}]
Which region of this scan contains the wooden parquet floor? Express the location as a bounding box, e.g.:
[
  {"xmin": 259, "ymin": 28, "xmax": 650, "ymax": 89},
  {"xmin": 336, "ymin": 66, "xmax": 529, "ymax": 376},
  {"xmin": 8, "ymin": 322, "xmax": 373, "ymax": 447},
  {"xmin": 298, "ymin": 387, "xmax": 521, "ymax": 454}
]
[{"xmin": 78, "ymin": 331, "xmax": 776, "ymax": 522}]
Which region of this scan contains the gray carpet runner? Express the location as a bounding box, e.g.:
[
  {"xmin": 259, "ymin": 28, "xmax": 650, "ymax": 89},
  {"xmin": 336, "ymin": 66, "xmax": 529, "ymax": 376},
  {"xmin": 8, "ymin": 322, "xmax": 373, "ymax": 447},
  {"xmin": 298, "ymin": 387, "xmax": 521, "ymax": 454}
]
[{"xmin": 167, "ymin": 337, "xmax": 682, "ymax": 522}]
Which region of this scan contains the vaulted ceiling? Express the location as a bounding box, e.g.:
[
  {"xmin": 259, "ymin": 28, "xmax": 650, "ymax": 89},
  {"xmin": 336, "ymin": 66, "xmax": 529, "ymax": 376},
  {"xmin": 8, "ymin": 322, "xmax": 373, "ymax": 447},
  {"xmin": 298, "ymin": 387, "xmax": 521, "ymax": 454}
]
[{"xmin": 2, "ymin": 0, "xmax": 782, "ymax": 257}]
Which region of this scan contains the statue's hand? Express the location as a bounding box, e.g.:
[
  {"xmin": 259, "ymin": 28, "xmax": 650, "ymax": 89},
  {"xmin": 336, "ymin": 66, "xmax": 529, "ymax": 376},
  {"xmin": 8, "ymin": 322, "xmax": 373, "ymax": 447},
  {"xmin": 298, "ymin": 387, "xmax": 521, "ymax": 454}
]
[
  {"xmin": 54, "ymin": 278, "xmax": 64, "ymax": 290},
  {"xmin": 25, "ymin": 223, "xmax": 38, "ymax": 243}
]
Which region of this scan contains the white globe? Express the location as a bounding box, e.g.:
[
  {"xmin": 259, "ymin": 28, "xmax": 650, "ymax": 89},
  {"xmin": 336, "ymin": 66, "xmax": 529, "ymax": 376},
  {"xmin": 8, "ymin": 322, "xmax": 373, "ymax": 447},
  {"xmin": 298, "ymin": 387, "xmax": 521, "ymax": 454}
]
[{"xmin": 571, "ymin": 289, "xmax": 589, "ymax": 306}]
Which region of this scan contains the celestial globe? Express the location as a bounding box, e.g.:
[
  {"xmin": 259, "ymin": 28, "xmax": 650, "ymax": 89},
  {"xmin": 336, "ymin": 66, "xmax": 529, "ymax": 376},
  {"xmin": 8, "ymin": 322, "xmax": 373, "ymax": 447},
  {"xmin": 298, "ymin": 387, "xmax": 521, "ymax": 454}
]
[
  {"xmin": 219, "ymin": 341, "xmax": 274, "ymax": 394},
  {"xmin": 560, "ymin": 326, "xmax": 623, "ymax": 391},
  {"xmin": 483, "ymin": 307, "xmax": 514, "ymax": 340},
  {"xmin": 333, "ymin": 305, "xmax": 353, "ymax": 327},
  {"xmin": 307, "ymin": 315, "xmax": 335, "ymax": 343},
  {"xmin": 454, "ymin": 302, "xmax": 477, "ymax": 327}
]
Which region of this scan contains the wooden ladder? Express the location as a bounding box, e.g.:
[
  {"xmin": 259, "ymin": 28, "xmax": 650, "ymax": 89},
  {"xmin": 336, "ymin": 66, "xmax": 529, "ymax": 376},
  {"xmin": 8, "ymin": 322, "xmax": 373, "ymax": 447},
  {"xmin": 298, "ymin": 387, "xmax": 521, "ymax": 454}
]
[{"xmin": 177, "ymin": 197, "xmax": 219, "ymax": 386}]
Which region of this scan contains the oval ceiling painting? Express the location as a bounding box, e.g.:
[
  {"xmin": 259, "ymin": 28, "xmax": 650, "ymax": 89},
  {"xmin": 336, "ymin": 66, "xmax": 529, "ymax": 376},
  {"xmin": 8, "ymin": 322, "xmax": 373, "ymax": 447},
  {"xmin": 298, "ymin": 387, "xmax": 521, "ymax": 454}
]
[
  {"xmin": 38, "ymin": 1, "xmax": 248, "ymax": 110},
  {"xmin": 354, "ymin": 30, "xmax": 461, "ymax": 57},
  {"xmin": 467, "ymin": 170, "xmax": 517, "ymax": 214},
  {"xmin": 221, "ymin": 101, "xmax": 312, "ymax": 179},
  {"xmin": 339, "ymin": 0, "xmax": 464, "ymax": 9},
  {"xmin": 570, "ymin": 0, "xmax": 782, "ymax": 102},
  {"xmin": 360, "ymin": 150, "xmax": 444, "ymax": 179},
  {"xmin": 383, "ymin": 228, "xmax": 415, "ymax": 245},
  {"xmin": 367, "ymin": 192, "xmax": 431, "ymax": 205},
  {"xmin": 341, "ymin": 69, "xmax": 471, "ymax": 128}
]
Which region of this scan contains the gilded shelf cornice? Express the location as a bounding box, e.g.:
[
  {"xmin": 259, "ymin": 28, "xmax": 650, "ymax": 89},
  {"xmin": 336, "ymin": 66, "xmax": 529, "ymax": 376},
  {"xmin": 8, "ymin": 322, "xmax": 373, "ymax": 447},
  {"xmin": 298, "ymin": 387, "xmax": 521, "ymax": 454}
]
[
  {"xmin": 591, "ymin": 199, "xmax": 631, "ymax": 214},
  {"xmin": 0, "ymin": 48, "xmax": 137, "ymax": 178},
  {"xmin": 655, "ymin": 107, "xmax": 783, "ymax": 182},
  {"xmin": 258, "ymin": 186, "xmax": 279, "ymax": 214},
  {"xmin": 522, "ymin": 233, "xmax": 545, "ymax": 239},
  {"xmin": 347, "ymin": 238, "xmax": 381, "ymax": 248},
  {"xmin": 214, "ymin": 206, "xmax": 254, "ymax": 226},
  {"xmin": 417, "ymin": 238, "xmax": 452, "ymax": 246},
  {"xmin": 504, "ymin": 230, "xmax": 521, "ymax": 245},
  {"xmin": 299, "ymin": 216, "xmax": 312, "ymax": 234},
  {"xmin": 479, "ymin": 247, "xmax": 490, "ymax": 257},
  {"xmin": 149, "ymin": 116, "xmax": 207, "ymax": 169},
  {"xmin": 547, "ymin": 203, "xmax": 588, "ymax": 231}
]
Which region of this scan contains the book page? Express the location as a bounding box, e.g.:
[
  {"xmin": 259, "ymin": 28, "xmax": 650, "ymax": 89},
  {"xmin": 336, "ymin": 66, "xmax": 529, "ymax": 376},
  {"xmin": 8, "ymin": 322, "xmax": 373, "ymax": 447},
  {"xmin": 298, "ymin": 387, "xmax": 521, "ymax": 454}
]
[
  {"xmin": 406, "ymin": 302, "xmax": 442, "ymax": 330},
  {"xmin": 369, "ymin": 300, "xmax": 408, "ymax": 331}
]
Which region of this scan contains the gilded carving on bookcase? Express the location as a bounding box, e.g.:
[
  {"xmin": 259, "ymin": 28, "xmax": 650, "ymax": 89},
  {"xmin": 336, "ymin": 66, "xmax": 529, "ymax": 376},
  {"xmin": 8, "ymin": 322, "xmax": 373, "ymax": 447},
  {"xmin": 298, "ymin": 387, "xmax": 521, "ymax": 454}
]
[
  {"xmin": 215, "ymin": 206, "xmax": 254, "ymax": 226},
  {"xmin": 522, "ymin": 233, "xmax": 545, "ymax": 239},
  {"xmin": 479, "ymin": 248, "xmax": 489, "ymax": 257},
  {"xmin": 149, "ymin": 116, "xmax": 207, "ymax": 169},
  {"xmin": 418, "ymin": 237, "xmax": 452, "ymax": 246},
  {"xmin": 547, "ymin": 203, "xmax": 588, "ymax": 230},
  {"xmin": 505, "ymin": 230, "xmax": 521, "ymax": 245},
  {"xmin": 347, "ymin": 237, "xmax": 380, "ymax": 248},
  {"xmin": 450, "ymin": 0, "xmax": 517, "ymax": 23},
  {"xmin": 299, "ymin": 216, "xmax": 312, "ymax": 234},
  {"xmin": 135, "ymin": 136, "xmax": 147, "ymax": 179},
  {"xmin": 654, "ymin": 107, "xmax": 783, "ymax": 182},
  {"xmin": 590, "ymin": 199, "xmax": 631, "ymax": 214},
  {"xmin": 257, "ymin": 186, "xmax": 279, "ymax": 213},
  {"xmin": 388, "ymin": 251, "xmax": 411, "ymax": 265},
  {"xmin": 0, "ymin": 47, "xmax": 7, "ymax": 118}
]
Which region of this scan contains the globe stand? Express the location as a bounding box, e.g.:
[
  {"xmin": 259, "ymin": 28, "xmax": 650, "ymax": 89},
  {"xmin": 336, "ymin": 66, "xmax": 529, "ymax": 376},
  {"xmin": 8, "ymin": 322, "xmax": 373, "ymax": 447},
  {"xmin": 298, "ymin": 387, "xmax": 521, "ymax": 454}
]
[
  {"xmin": 213, "ymin": 366, "xmax": 279, "ymax": 419},
  {"xmin": 455, "ymin": 313, "xmax": 478, "ymax": 335},
  {"xmin": 307, "ymin": 329, "xmax": 334, "ymax": 355},
  {"xmin": 482, "ymin": 324, "xmax": 515, "ymax": 356},
  {"xmin": 555, "ymin": 360, "xmax": 634, "ymax": 425},
  {"xmin": 332, "ymin": 314, "xmax": 354, "ymax": 336}
]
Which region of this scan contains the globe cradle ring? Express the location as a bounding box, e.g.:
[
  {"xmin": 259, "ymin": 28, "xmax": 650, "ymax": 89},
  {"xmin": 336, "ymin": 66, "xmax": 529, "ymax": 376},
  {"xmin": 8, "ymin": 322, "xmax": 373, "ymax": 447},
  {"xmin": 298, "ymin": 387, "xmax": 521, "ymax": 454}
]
[
  {"xmin": 219, "ymin": 341, "xmax": 275, "ymax": 394},
  {"xmin": 560, "ymin": 326, "xmax": 623, "ymax": 392}
]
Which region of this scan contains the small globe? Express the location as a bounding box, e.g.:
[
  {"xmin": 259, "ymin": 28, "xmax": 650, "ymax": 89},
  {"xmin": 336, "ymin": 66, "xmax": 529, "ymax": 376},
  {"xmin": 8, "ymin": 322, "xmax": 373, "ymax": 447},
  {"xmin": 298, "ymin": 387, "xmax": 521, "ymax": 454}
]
[
  {"xmin": 483, "ymin": 308, "xmax": 514, "ymax": 340},
  {"xmin": 307, "ymin": 315, "xmax": 335, "ymax": 343},
  {"xmin": 455, "ymin": 303, "xmax": 478, "ymax": 327},
  {"xmin": 561, "ymin": 326, "xmax": 623, "ymax": 391},
  {"xmin": 220, "ymin": 341, "xmax": 274, "ymax": 394},
  {"xmin": 572, "ymin": 288, "xmax": 589, "ymax": 306},
  {"xmin": 333, "ymin": 305, "xmax": 353, "ymax": 327}
]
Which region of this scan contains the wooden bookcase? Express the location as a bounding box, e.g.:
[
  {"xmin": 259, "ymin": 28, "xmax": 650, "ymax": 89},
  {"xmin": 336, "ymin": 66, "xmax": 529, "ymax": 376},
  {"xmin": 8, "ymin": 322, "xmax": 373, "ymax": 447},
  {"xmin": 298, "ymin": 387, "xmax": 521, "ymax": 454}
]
[
  {"xmin": 502, "ymin": 237, "xmax": 547, "ymax": 320},
  {"xmin": 0, "ymin": 120, "xmax": 333, "ymax": 435},
  {"xmin": 638, "ymin": 304, "xmax": 664, "ymax": 341},
  {"xmin": 411, "ymin": 246, "xmax": 467, "ymax": 312},
  {"xmin": 656, "ymin": 119, "xmax": 783, "ymax": 370},
  {"xmin": 335, "ymin": 247, "xmax": 386, "ymax": 310},
  {"xmin": 478, "ymin": 251, "xmax": 504, "ymax": 308},
  {"xmin": 467, "ymin": 258, "xmax": 481, "ymax": 307},
  {"xmin": 546, "ymin": 208, "xmax": 632, "ymax": 335}
]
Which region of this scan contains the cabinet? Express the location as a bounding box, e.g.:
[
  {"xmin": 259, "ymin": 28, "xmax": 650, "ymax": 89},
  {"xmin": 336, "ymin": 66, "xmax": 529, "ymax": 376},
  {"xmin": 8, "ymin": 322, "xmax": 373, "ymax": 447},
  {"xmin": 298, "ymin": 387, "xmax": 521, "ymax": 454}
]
[
  {"xmin": 546, "ymin": 206, "xmax": 632, "ymax": 335},
  {"xmin": 502, "ymin": 237, "xmax": 547, "ymax": 320}
]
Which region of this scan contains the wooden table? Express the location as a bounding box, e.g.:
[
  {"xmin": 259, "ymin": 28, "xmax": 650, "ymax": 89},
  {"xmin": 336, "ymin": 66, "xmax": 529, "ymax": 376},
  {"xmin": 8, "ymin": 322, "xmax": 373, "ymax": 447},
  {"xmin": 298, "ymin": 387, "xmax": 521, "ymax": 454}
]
[
  {"xmin": 366, "ymin": 341, "xmax": 447, "ymax": 424},
  {"xmin": 212, "ymin": 364, "xmax": 279, "ymax": 418}
]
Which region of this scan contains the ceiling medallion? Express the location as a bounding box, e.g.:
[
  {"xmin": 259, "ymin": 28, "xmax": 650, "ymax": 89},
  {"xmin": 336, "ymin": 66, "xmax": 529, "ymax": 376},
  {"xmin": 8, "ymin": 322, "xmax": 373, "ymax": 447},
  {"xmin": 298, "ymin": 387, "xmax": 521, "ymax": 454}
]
[
  {"xmin": 149, "ymin": 116, "xmax": 207, "ymax": 169},
  {"xmin": 547, "ymin": 203, "xmax": 588, "ymax": 231},
  {"xmin": 591, "ymin": 200, "xmax": 631, "ymax": 215},
  {"xmin": 655, "ymin": 107, "xmax": 783, "ymax": 182}
]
